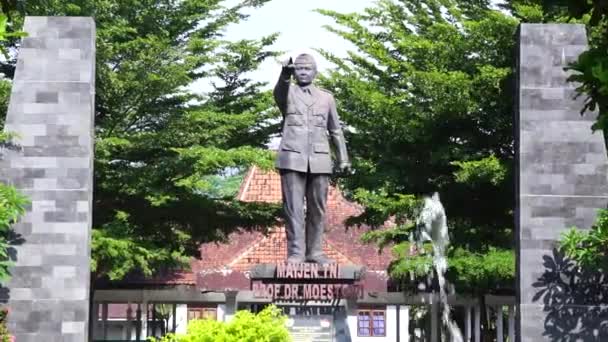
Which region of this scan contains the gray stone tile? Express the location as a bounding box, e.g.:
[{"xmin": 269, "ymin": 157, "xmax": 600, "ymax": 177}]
[{"xmin": 34, "ymin": 91, "xmax": 58, "ymax": 103}]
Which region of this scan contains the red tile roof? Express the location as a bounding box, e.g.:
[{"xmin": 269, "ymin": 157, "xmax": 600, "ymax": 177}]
[
  {"xmin": 199, "ymin": 226, "xmax": 356, "ymax": 272},
  {"xmin": 198, "ymin": 167, "xmax": 392, "ymax": 272},
  {"xmin": 236, "ymin": 166, "xmax": 282, "ymax": 203}
]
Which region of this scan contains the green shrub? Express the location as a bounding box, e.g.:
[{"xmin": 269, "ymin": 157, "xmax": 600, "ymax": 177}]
[
  {"xmin": 0, "ymin": 133, "xmax": 29, "ymax": 283},
  {"xmin": 0, "ymin": 307, "xmax": 12, "ymax": 342},
  {"xmin": 560, "ymin": 209, "xmax": 608, "ymax": 270},
  {"xmin": 0, "ymin": 182, "xmax": 27, "ymax": 283},
  {"xmin": 151, "ymin": 305, "xmax": 291, "ymax": 342}
]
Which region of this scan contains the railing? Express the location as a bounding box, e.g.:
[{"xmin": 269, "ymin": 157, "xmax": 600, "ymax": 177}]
[
  {"xmin": 406, "ymin": 294, "xmax": 516, "ymax": 342},
  {"xmin": 91, "ymin": 294, "xmax": 517, "ymax": 341},
  {"xmin": 485, "ymin": 295, "xmax": 516, "ymax": 342}
]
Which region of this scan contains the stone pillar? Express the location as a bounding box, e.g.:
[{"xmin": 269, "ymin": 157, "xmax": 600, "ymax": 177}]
[
  {"xmin": 385, "ymin": 305, "xmax": 398, "ymax": 341},
  {"xmin": 516, "ymin": 24, "xmax": 608, "ymax": 341},
  {"xmin": 101, "ymin": 303, "xmax": 108, "ymax": 340},
  {"xmin": 223, "ymin": 291, "xmax": 238, "ymax": 322},
  {"xmin": 398, "ymin": 306, "xmax": 409, "ymax": 342},
  {"xmin": 171, "ymin": 303, "xmax": 177, "ymax": 333},
  {"xmin": 141, "ymin": 300, "xmax": 148, "ymax": 340},
  {"xmin": 136, "ymin": 304, "xmax": 142, "ymax": 341},
  {"xmin": 496, "ymin": 306, "xmax": 504, "ymax": 342},
  {"xmin": 126, "ymin": 303, "xmax": 133, "ymax": 340},
  {"xmin": 430, "ymin": 298, "xmax": 438, "ymax": 342},
  {"xmin": 92, "ymin": 302, "xmax": 99, "ymax": 340},
  {"xmin": 344, "ymin": 298, "xmax": 358, "ymax": 340},
  {"xmin": 473, "ymin": 305, "xmax": 480, "ymax": 342},
  {"xmin": 175, "ymin": 304, "xmax": 188, "ymax": 334},
  {"xmin": 217, "ymin": 303, "xmax": 225, "ymax": 322},
  {"xmin": 0, "ymin": 16, "xmax": 95, "ymax": 341}
]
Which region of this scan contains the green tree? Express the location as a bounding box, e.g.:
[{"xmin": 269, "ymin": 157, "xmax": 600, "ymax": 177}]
[
  {"xmin": 317, "ymin": 0, "xmax": 517, "ymax": 294},
  {"xmin": 152, "ymin": 305, "xmax": 290, "ymax": 342},
  {"xmin": 0, "ymin": 0, "xmax": 282, "ymax": 281}
]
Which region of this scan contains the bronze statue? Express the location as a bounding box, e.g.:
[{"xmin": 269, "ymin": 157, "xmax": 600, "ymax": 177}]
[{"xmin": 273, "ymin": 53, "xmax": 350, "ymax": 265}]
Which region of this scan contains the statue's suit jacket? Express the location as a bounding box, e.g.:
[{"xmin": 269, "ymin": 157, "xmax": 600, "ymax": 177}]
[{"xmin": 273, "ymin": 78, "xmax": 349, "ymax": 174}]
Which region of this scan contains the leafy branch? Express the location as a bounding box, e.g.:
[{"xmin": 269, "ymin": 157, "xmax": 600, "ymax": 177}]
[{"xmin": 559, "ymin": 209, "xmax": 608, "ymax": 270}]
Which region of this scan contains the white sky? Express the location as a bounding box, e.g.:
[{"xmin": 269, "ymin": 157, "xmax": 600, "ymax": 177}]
[
  {"xmin": 189, "ymin": 0, "xmax": 374, "ymax": 93},
  {"xmin": 189, "ymin": 0, "xmax": 505, "ymax": 93},
  {"xmin": 187, "ymin": 0, "xmax": 506, "ymax": 149}
]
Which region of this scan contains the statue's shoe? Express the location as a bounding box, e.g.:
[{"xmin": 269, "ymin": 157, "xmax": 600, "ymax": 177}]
[
  {"xmin": 306, "ymin": 254, "xmax": 335, "ymax": 266},
  {"xmin": 286, "ymin": 255, "xmax": 306, "ymax": 264}
]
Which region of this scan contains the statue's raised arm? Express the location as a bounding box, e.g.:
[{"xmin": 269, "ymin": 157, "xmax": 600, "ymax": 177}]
[{"xmin": 273, "ymin": 57, "xmax": 293, "ymax": 115}]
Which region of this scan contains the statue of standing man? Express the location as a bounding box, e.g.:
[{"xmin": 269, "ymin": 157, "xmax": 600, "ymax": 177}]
[{"xmin": 273, "ymin": 54, "xmax": 351, "ymax": 265}]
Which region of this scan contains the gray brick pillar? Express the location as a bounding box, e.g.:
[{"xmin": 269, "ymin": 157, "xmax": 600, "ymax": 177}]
[
  {"xmin": 0, "ymin": 17, "xmax": 95, "ymax": 341},
  {"xmin": 516, "ymin": 24, "xmax": 608, "ymax": 341}
]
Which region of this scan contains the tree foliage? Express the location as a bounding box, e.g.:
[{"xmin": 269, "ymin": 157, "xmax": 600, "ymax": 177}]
[
  {"xmin": 0, "ymin": 307, "xmax": 10, "ymax": 342},
  {"xmin": 501, "ymin": 0, "xmax": 608, "ymax": 25},
  {"xmin": 503, "ymin": 1, "xmax": 608, "ymax": 133},
  {"xmin": 0, "ymin": 1, "xmax": 27, "ymax": 290},
  {"xmin": 0, "ymin": 0, "xmax": 25, "ymax": 58},
  {"xmin": 562, "ymin": 1, "xmax": 608, "ymax": 136},
  {"xmin": 560, "ymin": 209, "xmax": 608, "ymax": 270},
  {"xmin": 0, "ymin": 177, "xmax": 27, "ymax": 283},
  {"xmin": 152, "ymin": 305, "xmax": 290, "ymax": 342},
  {"xmin": 1, "ymin": 0, "xmax": 282, "ymax": 280},
  {"xmin": 317, "ymin": 0, "xmax": 517, "ymax": 294}
]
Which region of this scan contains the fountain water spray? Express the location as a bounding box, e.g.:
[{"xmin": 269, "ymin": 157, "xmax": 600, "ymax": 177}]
[{"xmin": 414, "ymin": 192, "xmax": 463, "ymax": 342}]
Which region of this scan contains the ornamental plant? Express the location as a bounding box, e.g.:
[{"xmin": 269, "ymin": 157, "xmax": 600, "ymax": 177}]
[
  {"xmin": 0, "ymin": 133, "xmax": 25, "ymax": 342},
  {"xmin": 0, "ymin": 132, "xmax": 28, "ymax": 283},
  {"xmin": 0, "ymin": 181, "xmax": 27, "ymax": 282},
  {"xmin": 560, "ymin": 209, "xmax": 608, "ymax": 270},
  {"xmin": 150, "ymin": 305, "xmax": 291, "ymax": 342},
  {"xmin": 0, "ymin": 307, "xmax": 11, "ymax": 342}
]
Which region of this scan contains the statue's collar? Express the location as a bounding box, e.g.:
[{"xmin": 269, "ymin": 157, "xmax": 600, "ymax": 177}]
[{"xmin": 295, "ymin": 84, "xmax": 317, "ymax": 106}]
